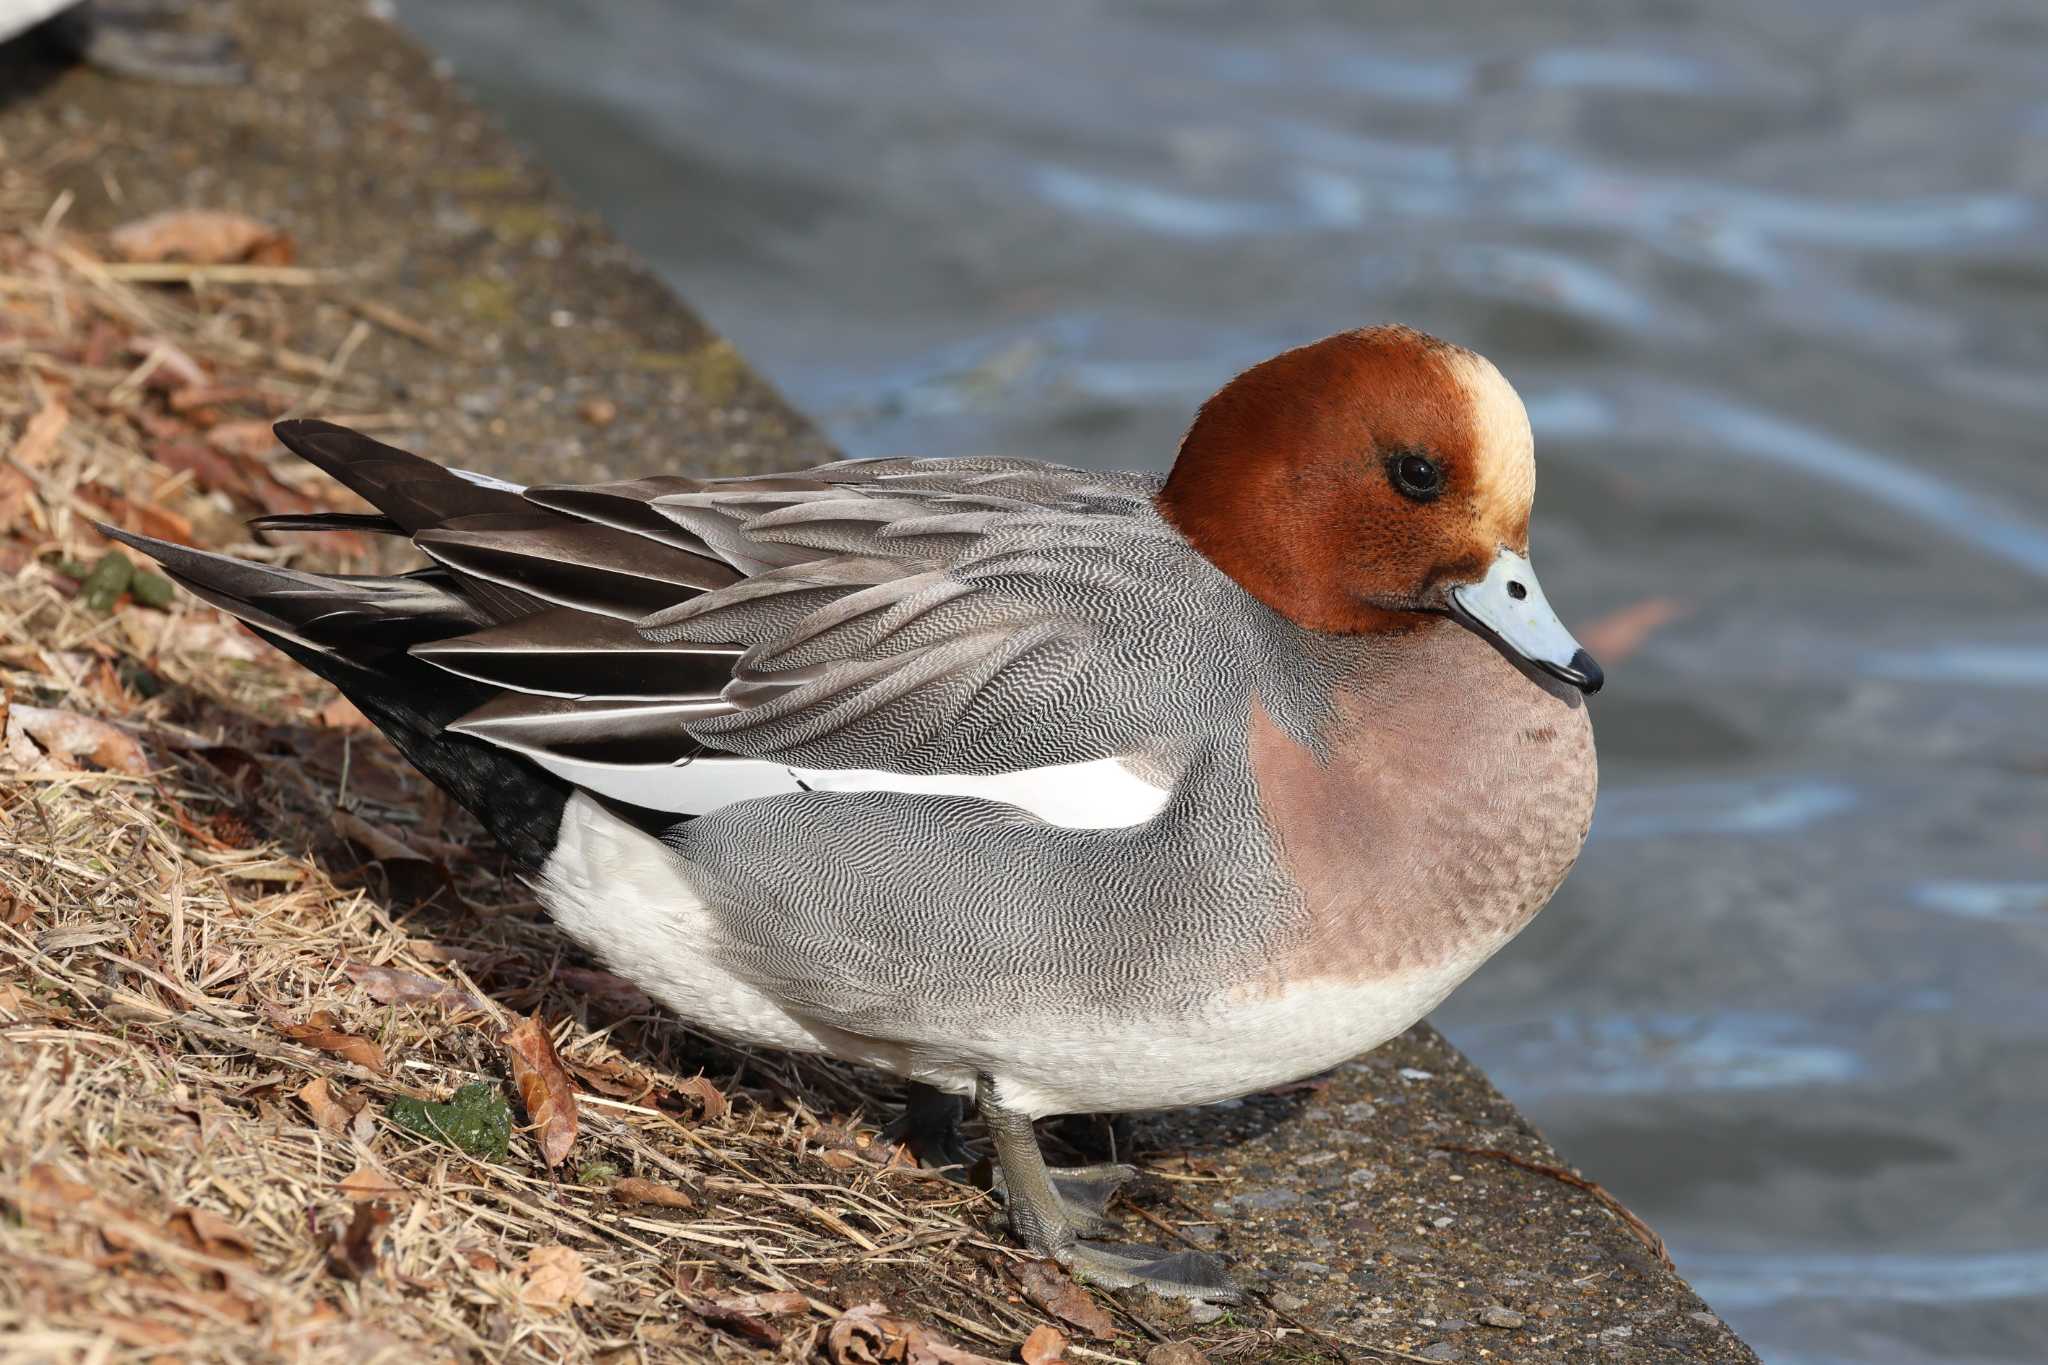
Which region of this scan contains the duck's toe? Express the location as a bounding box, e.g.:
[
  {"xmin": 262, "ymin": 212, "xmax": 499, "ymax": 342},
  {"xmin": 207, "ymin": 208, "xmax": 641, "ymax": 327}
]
[
  {"xmin": 996, "ymin": 1161, "xmax": 1139, "ymax": 1238},
  {"xmin": 1059, "ymin": 1240, "xmax": 1241, "ymax": 1303},
  {"xmin": 54, "ymin": 4, "xmax": 247, "ymax": 85}
]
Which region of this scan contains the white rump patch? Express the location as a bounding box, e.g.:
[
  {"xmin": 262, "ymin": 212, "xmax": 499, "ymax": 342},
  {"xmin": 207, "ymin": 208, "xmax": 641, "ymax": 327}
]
[{"xmin": 513, "ymin": 748, "xmax": 1169, "ymax": 829}]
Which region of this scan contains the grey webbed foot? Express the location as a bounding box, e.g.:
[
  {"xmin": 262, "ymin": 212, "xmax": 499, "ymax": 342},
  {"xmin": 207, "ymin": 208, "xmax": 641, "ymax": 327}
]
[
  {"xmin": 51, "ymin": 2, "xmax": 247, "ymax": 85},
  {"xmin": 977, "ymin": 1075, "xmax": 1239, "ymax": 1303},
  {"xmin": 1060, "ymin": 1239, "xmax": 1241, "ymax": 1302},
  {"xmin": 994, "ymin": 1160, "xmax": 1138, "ymax": 1239},
  {"xmin": 882, "ymin": 1081, "xmax": 979, "ymax": 1177}
]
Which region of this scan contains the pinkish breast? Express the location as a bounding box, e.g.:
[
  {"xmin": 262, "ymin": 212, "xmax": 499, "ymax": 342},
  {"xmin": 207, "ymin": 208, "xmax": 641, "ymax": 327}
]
[{"xmin": 1248, "ymin": 621, "xmax": 1597, "ymax": 986}]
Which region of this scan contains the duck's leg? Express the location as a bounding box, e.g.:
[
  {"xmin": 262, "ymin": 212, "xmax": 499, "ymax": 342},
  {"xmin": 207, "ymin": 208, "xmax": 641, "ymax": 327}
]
[
  {"xmin": 49, "ymin": 1, "xmax": 246, "ymax": 85},
  {"xmin": 884, "ymin": 1082, "xmax": 980, "ymax": 1176},
  {"xmin": 977, "ymin": 1076, "xmax": 1239, "ymax": 1302},
  {"xmin": 890, "ymin": 1083, "xmax": 1136, "ymax": 1235}
]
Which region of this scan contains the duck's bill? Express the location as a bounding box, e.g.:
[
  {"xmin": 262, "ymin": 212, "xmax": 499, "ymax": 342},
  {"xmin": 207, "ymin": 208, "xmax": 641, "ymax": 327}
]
[{"xmin": 1447, "ymin": 549, "xmax": 1604, "ymax": 694}]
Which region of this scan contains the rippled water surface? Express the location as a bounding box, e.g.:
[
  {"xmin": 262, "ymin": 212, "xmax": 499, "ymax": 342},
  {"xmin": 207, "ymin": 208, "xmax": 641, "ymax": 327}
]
[{"xmin": 398, "ymin": 4, "xmax": 2048, "ymax": 1360}]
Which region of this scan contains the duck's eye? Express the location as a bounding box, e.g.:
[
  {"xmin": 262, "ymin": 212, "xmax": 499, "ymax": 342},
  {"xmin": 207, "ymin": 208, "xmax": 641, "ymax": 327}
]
[{"xmin": 1387, "ymin": 452, "xmax": 1444, "ymax": 502}]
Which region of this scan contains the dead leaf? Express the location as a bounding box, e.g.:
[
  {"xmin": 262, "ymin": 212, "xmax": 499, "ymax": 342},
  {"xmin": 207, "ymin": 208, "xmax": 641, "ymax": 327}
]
[
  {"xmin": 1021, "ymin": 1325, "xmax": 1067, "ymax": 1365},
  {"xmin": 1005, "ymin": 1260, "xmax": 1114, "ymax": 1339},
  {"xmin": 555, "ymin": 966, "xmax": 652, "ymax": 1016},
  {"xmin": 155, "ymin": 614, "xmax": 266, "ymax": 662},
  {"xmin": 326, "ymin": 1200, "xmax": 389, "ymax": 1280},
  {"xmin": 125, "ymin": 336, "xmax": 208, "ymax": 391},
  {"xmin": 827, "ymin": 1303, "xmax": 1006, "ymax": 1365},
  {"xmin": 338, "ymin": 1163, "xmax": 407, "ymax": 1203},
  {"xmin": 669, "ymin": 1074, "xmax": 729, "ymax": 1123},
  {"xmin": 207, "ymin": 419, "xmax": 283, "ymax": 461},
  {"xmin": 10, "ymin": 397, "xmax": 68, "ymax": 469},
  {"xmin": 518, "ymin": 1245, "xmax": 594, "ymax": 1313},
  {"xmin": 1577, "ymin": 597, "xmax": 1686, "ymax": 666},
  {"xmin": 1142, "ymin": 1346, "xmax": 1210, "ymax": 1365},
  {"xmin": 272, "ymin": 1007, "xmax": 386, "ymax": 1073},
  {"xmin": 17, "ymin": 1163, "xmax": 100, "ymax": 1225},
  {"xmin": 169, "ymin": 1206, "xmax": 255, "ymax": 1259},
  {"xmin": 297, "ymin": 1077, "xmax": 364, "ymax": 1136},
  {"xmin": 151, "ymin": 436, "xmax": 254, "ymax": 499},
  {"xmin": 330, "ymin": 808, "xmax": 458, "ymax": 906},
  {"xmin": 611, "ymin": 1176, "xmax": 695, "ymax": 1210},
  {"xmin": 7, "ymin": 705, "xmax": 148, "ymax": 774},
  {"xmin": 109, "ymin": 209, "xmax": 293, "ymax": 266},
  {"xmin": 564, "ymin": 1055, "xmax": 654, "ymax": 1101},
  {"xmin": 501, "ymin": 1014, "xmax": 578, "ymax": 1167},
  {"xmin": 343, "ymin": 961, "xmax": 484, "ymax": 1012},
  {"xmin": 319, "ymin": 696, "xmax": 372, "ymax": 730},
  {"xmin": 679, "ymin": 1291, "xmax": 806, "ymax": 1347},
  {"xmin": 330, "ymin": 809, "xmax": 431, "ymax": 865}
]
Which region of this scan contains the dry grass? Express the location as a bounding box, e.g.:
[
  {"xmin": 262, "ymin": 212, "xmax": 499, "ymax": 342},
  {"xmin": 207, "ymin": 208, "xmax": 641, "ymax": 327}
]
[{"xmin": 0, "ymin": 188, "xmax": 1254, "ymax": 1364}]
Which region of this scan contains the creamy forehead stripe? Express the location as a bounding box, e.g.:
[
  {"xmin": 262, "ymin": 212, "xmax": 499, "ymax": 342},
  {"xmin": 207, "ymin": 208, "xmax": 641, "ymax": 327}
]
[{"xmin": 1442, "ymin": 349, "xmax": 1535, "ymax": 538}]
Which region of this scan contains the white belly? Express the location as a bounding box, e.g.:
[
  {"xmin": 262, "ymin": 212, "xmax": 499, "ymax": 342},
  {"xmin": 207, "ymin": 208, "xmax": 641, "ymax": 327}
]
[
  {"xmin": 536, "ymin": 793, "xmax": 1493, "ymax": 1118},
  {"xmin": 536, "ymin": 793, "xmax": 827, "ymax": 1055},
  {"xmin": 964, "ymin": 957, "xmax": 1491, "ymax": 1117}
]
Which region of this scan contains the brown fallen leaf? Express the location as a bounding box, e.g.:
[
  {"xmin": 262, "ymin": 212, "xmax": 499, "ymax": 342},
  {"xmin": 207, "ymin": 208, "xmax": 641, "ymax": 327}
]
[
  {"xmin": 555, "ymin": 966, "xmax": 653, "ymax": 1017},
  {"xmin": 109, "ymin": 209, "xmax": 293, "ymax": 266},
  {"xmin": 564, "ymin": 1055, "xmax": 655, "ymax": 1101},
  {"xmin": 155, "ymin": 613, "xmax": 268, "ymax": 662},
  {"xmin": 169, "ymin": 1206, "xmax": 256, "ymax": 1260},
  {"xmin": 271, "ymin": 1007, "xmax": 386, "ymax": 1073},
  {"xmin": 125, "ymin": 335, "xmax": 208, "ymax": 391},
  {"xmin": 8, "ymin": 705, "xmax": 149, "ymax": 774},
  {"xmin": 1142, "ymin": 1345, "xmax": 1210, "ymax": 1365},
  {"xmin": 827, "ymin": 1303, "xmax": 1005, "ymax": 1365},
  {"xmin": 318, "ymin": 696, "xmax": 373, "ymax": 731},
  {"xmin": 330, "ymin": 809, "xmax": 434, "ymax": 865},
  {"xmin": 207, "ymin": 419, "xmax": 284, "ymax": 461},
  {"xmin": 152, "ymin": 436, "xmax": 255, "ymax": 500},
  {"xmin": 339, "ymin": 1162, "xmax": 407, "ymax": 1203},
  {"xmin": 611, "ymin": 1176, "xmax": 696, "ymax": 1210},
  {"xmin": 518, "ymin": 1245, "xmax": 594, "ymax": 1313},
  {"xmin": 16, "ymin": 1163, "xmax": 101, "ymax": 1225},
  {"xmin": 679, "ymin": 1290, "xmax": 808, "ymax": 1348},
  {"xmin": 297, "ymin": 1077, "xmax": 364, "ymax": 1136},
  {"xmin": 326, "ymin": 1201, "xmax": 389, "ymax": 1281},
  {"xmin": 1577, "ymin": 596, "xmax": 1687, "ymax": 667},
  {"xmin": 343, "ymin": 961, "xmax": 484, "ymax": 1012},
  {"xmin": 1021, "ymin": 1324, "xmax": 1067, "ymax": 1364},
  {"xmin": 1005, "ymin": 1260, "xmax": 1114, "ymax": 1340},
  {"xmin": 9, "ymin": 397, "xmax": 68, "ymax": 469},
  {"xmin": 669, "ymin": 1074, "xmax": 729, "ymax": 1123},
  {"xmin": 501, "ymin": 1014, "xmax": 578, "ymax": 1167}
]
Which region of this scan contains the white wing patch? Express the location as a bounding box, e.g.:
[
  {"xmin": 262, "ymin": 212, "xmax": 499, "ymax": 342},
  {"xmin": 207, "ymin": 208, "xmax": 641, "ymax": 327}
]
[{"xmin": 507, "ymin": 745, "xmax": 1169, "ymax": 829}]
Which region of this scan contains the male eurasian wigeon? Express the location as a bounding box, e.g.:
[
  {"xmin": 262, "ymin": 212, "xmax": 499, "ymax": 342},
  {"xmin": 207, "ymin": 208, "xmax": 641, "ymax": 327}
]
[{"xmin": 104, "ymin": 325, "xmax": 1600, "ymax": 1300}]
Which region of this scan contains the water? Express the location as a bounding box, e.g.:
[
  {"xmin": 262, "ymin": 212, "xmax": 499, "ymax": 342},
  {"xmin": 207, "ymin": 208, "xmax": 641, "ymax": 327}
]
[{"xmin": 394, "ymin": 3, "xmax": 2048, "ymax": 1360}]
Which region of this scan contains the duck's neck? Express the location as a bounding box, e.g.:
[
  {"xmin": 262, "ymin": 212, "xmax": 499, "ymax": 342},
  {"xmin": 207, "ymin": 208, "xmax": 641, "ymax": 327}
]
[{"xmin": 1247, "ymin": 617, "xmax": 1598, "ymax": 984}]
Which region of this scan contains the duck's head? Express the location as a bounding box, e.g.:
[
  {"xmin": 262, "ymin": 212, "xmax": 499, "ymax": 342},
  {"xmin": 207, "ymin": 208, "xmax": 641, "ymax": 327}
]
[{"xmin": 1157, "ymin": 325, "xmax": 1602, "ymax": 694}]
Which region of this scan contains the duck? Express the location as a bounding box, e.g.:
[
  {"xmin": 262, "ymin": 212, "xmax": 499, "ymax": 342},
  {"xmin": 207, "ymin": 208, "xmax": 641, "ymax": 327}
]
[{"xmin": 103, "ymin": 324, "xmax": 1600, "ymax": 1301}]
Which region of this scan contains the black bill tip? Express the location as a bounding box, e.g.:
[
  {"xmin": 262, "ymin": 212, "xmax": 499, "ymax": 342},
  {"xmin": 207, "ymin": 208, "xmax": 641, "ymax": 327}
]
[{"xmin": 1543, "ymin": 647, "xmax": 1604, "ymax": 695}]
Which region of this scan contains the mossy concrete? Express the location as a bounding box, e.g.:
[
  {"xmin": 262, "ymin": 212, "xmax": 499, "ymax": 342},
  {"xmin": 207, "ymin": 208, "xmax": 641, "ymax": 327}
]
[{"xmin": 0, "ymin": 3, "xmax": 1760, "ymax": 1360}]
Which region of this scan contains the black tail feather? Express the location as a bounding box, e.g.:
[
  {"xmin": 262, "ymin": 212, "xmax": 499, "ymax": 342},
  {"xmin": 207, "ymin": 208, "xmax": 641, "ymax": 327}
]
[
  {"xmin": 247, "ymin": 510, "xmax": 407, "ymax": 536},
  {"xmin": 255, "ymin": 628, "xmax": 569, "ymax": 869},
  {"xmin": 273, "ymin": 420, "xmax": 530, "ymax": 535},
  {"xmin": 96, "ymin": 524, "xmax": 490, "ymax": 656}
]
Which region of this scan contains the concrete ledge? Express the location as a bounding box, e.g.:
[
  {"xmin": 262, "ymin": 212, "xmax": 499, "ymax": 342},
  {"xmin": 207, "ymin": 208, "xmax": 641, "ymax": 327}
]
[{"xmin": 0, "ymin": 2, "xmax": 1759, "ymax": 1360}]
